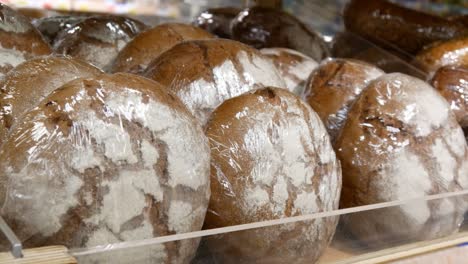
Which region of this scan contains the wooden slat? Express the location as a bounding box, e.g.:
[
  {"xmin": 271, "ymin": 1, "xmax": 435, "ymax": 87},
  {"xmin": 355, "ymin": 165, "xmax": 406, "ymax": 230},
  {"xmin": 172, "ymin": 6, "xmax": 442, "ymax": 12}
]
[
  {"xmin": 323, "ymin": 231, "xmax": 468, "ymax": 264},
  {"xmin": 0, "ymin": 246, "xmax": 76, "ymax": 264}
]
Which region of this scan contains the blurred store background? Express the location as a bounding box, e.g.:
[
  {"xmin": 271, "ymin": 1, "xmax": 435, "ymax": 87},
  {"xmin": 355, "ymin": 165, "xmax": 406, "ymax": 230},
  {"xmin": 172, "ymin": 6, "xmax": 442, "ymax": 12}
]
[
  {"xmin": 0, "ymin": 0, "xmax": 466, "ymax": 35},
  {"xmin": 1, "ymin": 0, "xmax": 466, "ymax": 16}
]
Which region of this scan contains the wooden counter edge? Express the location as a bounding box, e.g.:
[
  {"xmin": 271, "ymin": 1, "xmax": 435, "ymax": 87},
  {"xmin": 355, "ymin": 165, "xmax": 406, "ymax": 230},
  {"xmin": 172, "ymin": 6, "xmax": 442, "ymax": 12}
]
[{"xmin": 0, "ymin": 246, "xmax": 76, "ymax": 264}]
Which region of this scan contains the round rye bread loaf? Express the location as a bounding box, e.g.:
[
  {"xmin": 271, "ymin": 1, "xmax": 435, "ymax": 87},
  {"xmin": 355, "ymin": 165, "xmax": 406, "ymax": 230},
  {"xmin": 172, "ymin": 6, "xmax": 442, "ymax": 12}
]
[
  {"xmin": 231, "ymin": 7, "xmax": 330, "ymax": 61},
  {"xmin": 53, "ymin": 15, "xmax": 146, "ymax": 71},
  {"xmin": 193, "ymin": 7, "xmax": 240, "ymax": 38},
  {"xmin": 431, "ymin": 65, "xmax": 468, "ymax": 128},
  {"xmin": 111, "ymin": 23, "xmax": 214, "ymax": 74},
  {"xmin": 0, "ymin": 56, "xmax": 102, "ymax": 145},
  {"xmin": 0, "ymin": 4, "xmax": 51, "ymax": 79},
  {"xmin": 143, "ymin": 39, "xmax": 287, "ymax": 125},
  {"xmin": 414, "ymin": 37, "xmax": 468, "ymax": 75},
  {"xmin": 0, "ymin": 73, "xmax": 211, "ymax": 264},
  {"xmin": 304, "ymin": 58, "xmax": 384, "ymax": 144},
  {"xmin": 33, "ymin": 16, "xmax": 86, "ymax": 45},
  {"xmin": 203, "ymin": 88, "xmax": 342, "ymax": 264},
  {"xmin": 260, "ymin": 48, "xmax": 318, "ymax": 96},
  {"xmin": 336, "ymin": 73, "xmax": 468, "ymax": 247}
]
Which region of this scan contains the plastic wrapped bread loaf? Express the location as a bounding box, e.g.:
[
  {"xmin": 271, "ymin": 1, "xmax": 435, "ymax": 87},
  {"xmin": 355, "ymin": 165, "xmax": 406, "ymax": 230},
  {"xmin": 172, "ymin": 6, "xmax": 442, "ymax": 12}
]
[
  {"xmin": 414, "ymin": 37, "xmax": 468, "ymax": 76},
  {"xmin": 143, "ymin": 39, "xmax": 287, "ymax": 125},
  {"xmin": 53, "ymin": 15, "xmax": 146, "ymax": 71},
  {"xmin": 431, "ymin": 65, "xmax": 468, "ymax": 128},
  {"xmin": 231, "ymin": 7, "xmax": 330, "ymax": 61},
  {"xmin": 193, "ymin": 7, "xmax": 240, "ymax": 38},
  {"xmin": 0, "ymin": 73, "xmax": 211, "ymax": 264},
  {"xmin": 260, "ymin": 48, "xmax": 318, "ymax": 96},
  {"xmin": 203, "ymin": 87, "xmax": 341, "ymax": 264},
  {"xmin": 304, "ymin": 58, "xmax": 384, "ymax": 144},
  {"xmin": 0, "ymin": 4, "xmax": 51, "ymax": 79},
  {"xmin": 111, "ymin": 23, "xmax": 214, "ymax": 74},
  {"xmin": 0, "ymin": 56, "xmax": 102, "ymax": 145},
  {"xmin": 336, "ymin": 73, "xmax": 468, "ymax": 247}
]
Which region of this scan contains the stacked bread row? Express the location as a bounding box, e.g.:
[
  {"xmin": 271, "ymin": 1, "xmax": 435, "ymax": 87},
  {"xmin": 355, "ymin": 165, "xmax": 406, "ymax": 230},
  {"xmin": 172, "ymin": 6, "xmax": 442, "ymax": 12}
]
[{"xmin": 0, "ymin": 2, "xmax": 466, "ymax": 264}]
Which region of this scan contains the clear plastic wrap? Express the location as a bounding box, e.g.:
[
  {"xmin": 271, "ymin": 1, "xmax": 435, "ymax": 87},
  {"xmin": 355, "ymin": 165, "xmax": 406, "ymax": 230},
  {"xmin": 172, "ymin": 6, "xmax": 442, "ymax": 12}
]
[
  {"xmin": 111, "ymin": 23, "xmax": 215, "ymax": 74},
  {"xmin": 0, "ymin": 3, "xmax": 51, "ymax": 79},
  {"xmin": 414, "ymin": 37, "xmax": 468, "ymax": 76},
  {"xmin": 67, "ymin": 191, "xmax": 468, "ymax": 263},
  {"xmin": 230, "ymin": 6, "xmax": 330, "ymax": 62},
  {"xmin": 53, "ymin": 15, "xmax": 147, "ymax": 71},
  {"xmin": 335, "ymin": 72, "xmax": 468, "ymax": 247},
  {"xmin": 203, "ymin": 87, "xmax": 341, "ymax": 263},
  {"xmin": 143, "ymin": 39, "xmax": 287, "ymax": 125},
  {"xmin": 1, "ymin": 2, "xmax": 467, "ymax": 263},
  {"xmin": 192, "ymin": 7, "xmax": 241, "ymax": 39},
  {"xmin": 431, "ymin": 65, "xmax": 468, "ymax": 128},
  {"xmin": 0, "ymin": 73, "xmax": 211, "ymax": 264},
  {"xmin": 33, "ymin": 16, "xmax": 87, "ymax": 45},
  {"xmin": 260, "ymin": 47, "xmax": 318, "ymax": 96},
  {"xmin": 0, "ymin": 55, "xmax": 102, "ymax": 145},
  {"xmin": 303, "ymin": 58, "xmax": 384, "ymax": 144}
]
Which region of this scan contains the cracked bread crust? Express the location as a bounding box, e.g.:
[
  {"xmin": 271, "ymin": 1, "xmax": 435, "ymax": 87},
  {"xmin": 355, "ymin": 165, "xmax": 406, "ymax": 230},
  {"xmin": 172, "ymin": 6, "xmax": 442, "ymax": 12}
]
[
  {"xmin": 0, "ymin": 4, "xmax": 51, "ymax": 78},
  {"xmin": 111, "ymin": 23, "xmax": 214, "ymax": 74},
  {"xmin": 204, "ymin": 87, "xmax": 341, "ymax": 264},
  {"xmin": 336, "ymin": 73, "xmax": 468, "ymax": 247},
  {"xmin": 304, "ymin": 58, "xmax": 384, "ymax": 144},
  {"xmin": 143, "ymin": 39, "xmax": 286, "ymax": 125},
  {"xmin": 0, "ymin": 73, "xmax": 211, "ymax": 264},
  {"xmin": 0, "ymin": 56, "xmax": 102, "ymax": 145}
]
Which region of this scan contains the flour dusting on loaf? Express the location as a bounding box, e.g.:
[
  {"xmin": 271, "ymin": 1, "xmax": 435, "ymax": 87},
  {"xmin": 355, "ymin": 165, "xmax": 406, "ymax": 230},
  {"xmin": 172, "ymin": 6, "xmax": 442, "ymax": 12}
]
[
  {"xmin": 204, "ymin": 87, "xmax": 341, "ymax": 264},
  {"xmin": 336, "ymin": 73, "xmax": 468, "ymax": 247},
  {"xmin": 261, "ymin": 48, "xmax": 318, "ymax": 95},
  {"xmin": 0, "ymin": 73, "xmax": 210, "ymax": 264},
  {"xmin": 144, "ymin": 39, "xmax": 287, "ymax": 125}
]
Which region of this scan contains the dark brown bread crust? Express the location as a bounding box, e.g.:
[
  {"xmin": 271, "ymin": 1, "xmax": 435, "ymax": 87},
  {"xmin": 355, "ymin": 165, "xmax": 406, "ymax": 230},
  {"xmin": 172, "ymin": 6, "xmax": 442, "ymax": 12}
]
[
  {"xmin": 193, "ymin": 7, "xmax": 240, "ymax": 38},
  {"xmin": 336, "ymin": 73, "xmax": 468, "ymax": 247},
  {"xmin": 343, "ymin": 0, "xmax": 468, "ymax": 55},
  {"xmin": 53, "ymin": 15, "xmax": 146, "ymax": 71},
  {"xmin": 231, "ymin": 7, "xmax": 330, "ymax": 61},
  {"xmin": 304, "ymin": 58, "xmax": 384, "ymax": 144},
  {"xmin": 33, "ymin": 16, "xmax": 87, "ymax": 44},
  {"xmin": 111, "ymin": 23, "xmax": 214, "ymax": 74},
  {"xmin": 0, "ymin": 73, "xmax": 210, "ymax": 264},
  {"xmin": 143, "ymin": 39, "xmax": 286, "ymax": 125},
  {"xmin": 0, "ymin": 56, "xmax": 102, "ymax": 145},
  {"xmin": 414, "ymin": 37, "xmax": 468, "ymax": 75},
  {"xmin": 431, "ymin": 65, "xmax": 468, "ymax": 128},
  {"xmin": 204, "ymin": 87, "xmax": 341, "ymax": 264},
  {"xmin": 0, "ymin": 4, "xmax": 51, "ymax": 76}
]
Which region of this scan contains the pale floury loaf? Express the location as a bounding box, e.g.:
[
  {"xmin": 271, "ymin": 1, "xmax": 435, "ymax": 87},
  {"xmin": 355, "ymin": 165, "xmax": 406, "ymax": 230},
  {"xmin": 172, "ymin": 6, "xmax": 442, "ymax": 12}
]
[
  {"xmin": 0, "ymin": 56, "xmax": 102, "ymax": 145},
  {"xmin": 144, "ymin": 39, "xmax": 287, "ymax": 125},
  {"xmin": 0, "ymin": 4, "xmax": 51, "ymax": 79},
  {"xmin": 204, "ymin": 87, "xmax": 341, "ymax": 264},
  {"xmin": 260, "ymin": 47, "xmax": 318, "ymax": 96},
  {"xmin": 336, "ymin": 73, "xmax": 468, "ymax": 247},
  {"xmin": 0, "ymin": 73, "xmax": 211, "ymax": 264}
]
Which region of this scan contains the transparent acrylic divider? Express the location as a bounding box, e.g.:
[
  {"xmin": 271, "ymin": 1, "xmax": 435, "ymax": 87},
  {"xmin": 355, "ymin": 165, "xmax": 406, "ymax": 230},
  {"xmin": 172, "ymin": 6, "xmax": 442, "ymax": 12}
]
[{"xmin": 70, "ymin": 190, "xmax": 468, "ymax": 263}]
